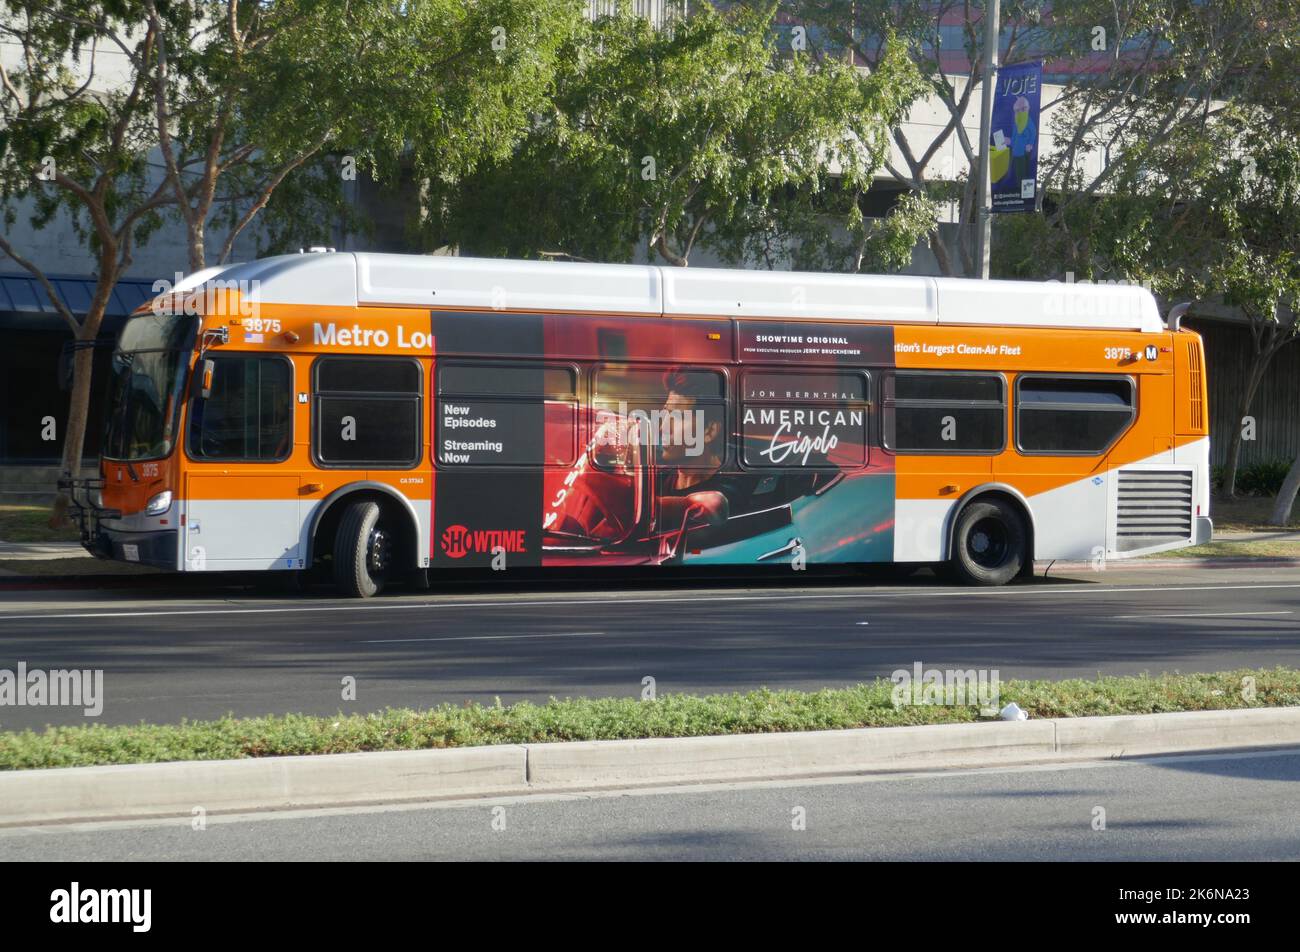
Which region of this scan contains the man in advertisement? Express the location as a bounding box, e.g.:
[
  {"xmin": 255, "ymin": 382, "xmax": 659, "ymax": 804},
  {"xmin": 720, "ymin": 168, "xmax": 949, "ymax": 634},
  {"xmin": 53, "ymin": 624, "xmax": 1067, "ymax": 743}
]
[{"xmin": 654, "ymin": 366, "xmax": 744, "ymax": 540}]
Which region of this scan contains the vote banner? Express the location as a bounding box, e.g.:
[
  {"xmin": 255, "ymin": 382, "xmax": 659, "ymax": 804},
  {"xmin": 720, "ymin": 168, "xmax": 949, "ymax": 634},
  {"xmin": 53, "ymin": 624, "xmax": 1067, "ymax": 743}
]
[{"xmin": 989, "ymin": 60, "xmax": 1042, "ymax": 214}]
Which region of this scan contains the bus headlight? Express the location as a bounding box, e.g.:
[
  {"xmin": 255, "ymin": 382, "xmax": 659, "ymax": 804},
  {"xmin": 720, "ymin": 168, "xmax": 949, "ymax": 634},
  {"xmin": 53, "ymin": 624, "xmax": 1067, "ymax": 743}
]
[{"xmin": 144, "ymin": 490, "xmax": 172, "ymax": 515}]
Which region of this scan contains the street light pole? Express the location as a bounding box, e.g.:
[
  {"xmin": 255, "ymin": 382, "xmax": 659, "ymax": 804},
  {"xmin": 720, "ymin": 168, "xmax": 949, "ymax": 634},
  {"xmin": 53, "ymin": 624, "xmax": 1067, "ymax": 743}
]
[{"xmin": 974, "ymin": 0, "xmax": 1000, "ymax": 279}]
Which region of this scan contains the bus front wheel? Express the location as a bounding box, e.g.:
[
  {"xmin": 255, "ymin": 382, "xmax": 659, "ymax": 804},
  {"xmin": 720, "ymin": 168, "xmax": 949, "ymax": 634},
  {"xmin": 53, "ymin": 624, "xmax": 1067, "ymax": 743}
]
[
  {"xmin": 949, "ymin": 499, "xmax": 1027, "ymax": 586},
  {"xmin": 334, "ymin": 500, "xmax": 391, "ymax": 598}
]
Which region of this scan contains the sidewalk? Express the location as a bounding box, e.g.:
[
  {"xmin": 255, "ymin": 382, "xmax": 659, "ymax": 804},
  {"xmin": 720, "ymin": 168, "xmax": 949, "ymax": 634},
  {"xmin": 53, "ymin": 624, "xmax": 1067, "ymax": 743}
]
[
  {"xmin": 0, "ymin": 540, "xmax": 85, "ymax": 561},
  {"xmin": 1214, "ymin": 529, "xmax": 1300, "ymax": 543}
]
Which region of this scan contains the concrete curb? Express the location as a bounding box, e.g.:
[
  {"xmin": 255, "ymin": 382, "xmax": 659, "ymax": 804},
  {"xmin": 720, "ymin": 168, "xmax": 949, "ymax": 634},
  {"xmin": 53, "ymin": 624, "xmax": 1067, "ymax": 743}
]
[
  {"xmin": 524, "ymin": 719, "xmax": 1056, "ymax": 790},
  {"xmin": 2, "ymin": 707, "xmax": 1298, "ymax": 826},
  {"xmin": 0, "ymin": 746, "xmax": 527, "ymax": 826},
  {"xmin": 1038, "ymin": 558, "xmax": 1300, "ymax": 571}
]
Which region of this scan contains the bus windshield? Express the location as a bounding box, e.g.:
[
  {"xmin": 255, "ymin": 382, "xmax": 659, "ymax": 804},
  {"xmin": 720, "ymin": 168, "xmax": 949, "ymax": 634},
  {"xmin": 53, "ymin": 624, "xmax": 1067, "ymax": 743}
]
[{"xmin": 102, "ymin": 313, "xmax": 197, "ymax": 462}]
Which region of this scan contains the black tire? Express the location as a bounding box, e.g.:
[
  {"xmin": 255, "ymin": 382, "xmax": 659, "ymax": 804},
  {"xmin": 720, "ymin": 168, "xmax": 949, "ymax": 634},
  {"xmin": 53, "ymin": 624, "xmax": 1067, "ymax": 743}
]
[
  {"xmin": 333, "ymin": 500, "xmax": 391, "ymax": 598},
  {"xmin": 949, "ymin": 499, "xmax": 1027, "ymax": 586}
]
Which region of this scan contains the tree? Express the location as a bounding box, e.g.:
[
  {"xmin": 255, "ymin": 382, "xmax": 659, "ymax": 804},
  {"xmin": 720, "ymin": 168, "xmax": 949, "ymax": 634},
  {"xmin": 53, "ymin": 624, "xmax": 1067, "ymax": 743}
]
[
  {"xmin": 1006, "ymin": 0, "xmax": 1298, "ymax": 277},
  {"xmin": 1, "ymin": 2, "xmax": 177, "ymax": 525},
  {"xmin": 0, "ymin": 0, "xmax": 584, "ymax": 523},
  {"xmin": 783, "ymin": 1, "xmax": 1291, "ymax": 278},
  {"xmin": 992, "ymin": 3, "xmax": 1300, "ymax": 499},
  {"xmin": 779, "ymin": 0, "xmax": 1064, "ymax": 276},
  {"xmin": 420, "ymin": 1, "xmax": 928, "ymax": 270}
]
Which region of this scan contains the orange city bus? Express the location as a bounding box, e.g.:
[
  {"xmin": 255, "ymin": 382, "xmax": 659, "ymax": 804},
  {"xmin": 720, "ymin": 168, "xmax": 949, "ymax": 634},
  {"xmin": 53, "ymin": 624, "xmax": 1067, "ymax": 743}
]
[{"xmin": 64, "ymin": 252, "xmax": 1211, "ymax": 596}]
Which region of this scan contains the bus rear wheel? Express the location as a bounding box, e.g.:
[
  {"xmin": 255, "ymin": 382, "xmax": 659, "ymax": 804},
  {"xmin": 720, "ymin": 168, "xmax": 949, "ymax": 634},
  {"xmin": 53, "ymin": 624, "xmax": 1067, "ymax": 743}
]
[
  {"xmin": 949, "ymin": 499, "xmax": 1027, "ymax": 586},
  {"xmin": 334, "ymin": 500, "xmax": 391, "ymax": 598}
]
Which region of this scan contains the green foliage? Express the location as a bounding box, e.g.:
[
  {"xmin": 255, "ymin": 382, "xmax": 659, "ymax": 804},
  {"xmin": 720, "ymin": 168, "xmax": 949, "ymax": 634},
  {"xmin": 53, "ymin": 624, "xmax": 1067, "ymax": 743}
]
[
  {"xmin": 0, "ymin": 0, "xmax": 586, "ymax": 266},
  {"xmin": 420, "ymin": 2, "xmax": 926, "ymax": 268},
  {"xmin": 996, "ymin": 3, "xmax": 1300, "ymax": 300},
  {"xmin": 1236, "ymin": 459, "xmax": 1295, "ymax": 497},
  {"xmin": 1214, "ymin": 459, "xmax": 1297, "ymax": 496},
  {"xmin": 0, "ymin": 1, "xmax": 169, "ymax": 261}
]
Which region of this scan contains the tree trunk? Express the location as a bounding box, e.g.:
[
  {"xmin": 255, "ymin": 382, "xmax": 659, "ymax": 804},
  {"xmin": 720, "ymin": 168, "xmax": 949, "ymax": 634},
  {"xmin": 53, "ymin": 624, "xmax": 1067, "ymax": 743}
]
[
  {"xmin": 48, "ymin": 341, "xmax": 97, "ymax": 527},
  {"xmin": 929, "ymin": 228, "xmax": 956, "ymax": 276},
  {"xmin": 189, "ymin": 221, "xmax": 206, "ymax": 274},
  {"xmin": 49, "ymin": 261, "xmax": 115, "ymax": 527},
  {"xmin": 1220, "ymin": 352, "xmax": 1268, "ymax": 498},
  {"xmin": 1269, "ymin": 449, "xmax": 1300, "ymax": 526},
  {"xmin": 654, "ymin": 230, "xmax": 688, "ymax": 267}
]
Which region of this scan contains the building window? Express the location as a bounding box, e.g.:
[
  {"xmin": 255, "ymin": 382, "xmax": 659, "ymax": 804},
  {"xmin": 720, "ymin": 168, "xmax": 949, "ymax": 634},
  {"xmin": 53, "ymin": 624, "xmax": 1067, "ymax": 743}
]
[
  {"xmin": 884, "ymin": 372, "xmax": 1005, "ymax": 453},
  {"xmin": 313, "ymin": 356, "xmax": 421, "ymax": 468},
  {"xmin": 1016, "ymin": 375, "xmax": 1135, "ymax": 455},
  {"xmin": 188, "ymin": 355, "xmax": 292, "ymax": 461}
]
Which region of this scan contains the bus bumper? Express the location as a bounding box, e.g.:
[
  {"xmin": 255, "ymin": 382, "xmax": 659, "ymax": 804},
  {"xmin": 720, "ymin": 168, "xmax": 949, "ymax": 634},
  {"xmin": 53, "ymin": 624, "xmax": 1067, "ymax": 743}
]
[{"xmin": 89, "ymin": 527, "xmax": 179, "ymax": 570}]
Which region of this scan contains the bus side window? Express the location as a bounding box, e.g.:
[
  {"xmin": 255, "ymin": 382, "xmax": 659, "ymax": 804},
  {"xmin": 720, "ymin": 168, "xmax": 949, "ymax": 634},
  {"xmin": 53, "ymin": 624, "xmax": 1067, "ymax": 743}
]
[
  {"xmin": 739, "ymin": 370, "xmax": 868, "ymax": 470},
  {"xmin": 313, "ymin": 356, "xmax": 422, "ymax": 468},
  {"xmin": 592, "ymin": 365, "xmax": 728, "ymax": 472},
  {"xmin": 188, "ymin": 355, "xmax": 292, "ymax": 462},
  {"xmin": 883, "ymin": 372, "xmax": 1005, "ymax": 454},
  {"xmin": 1015, "ymin": 375, "xmax": 1135, "ymax": 455},
  {"xmin": 435, "ymin": 362, "xmax": 577, "ymax": 467}
]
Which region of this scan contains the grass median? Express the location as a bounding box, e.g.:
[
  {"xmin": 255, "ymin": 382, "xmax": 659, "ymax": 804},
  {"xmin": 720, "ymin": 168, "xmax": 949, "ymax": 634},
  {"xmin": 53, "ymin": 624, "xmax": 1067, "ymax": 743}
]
[
  {"xmin": 3, "ymin": 667, "xmax": 1298, "ymax": 771},
  {"xmin": 1140, "ymin": 540, "xmax": 1300, "ymax": 559},
  {"xmin": 0, "ymin": 505, "xmax": 80, "ymax": 544}
]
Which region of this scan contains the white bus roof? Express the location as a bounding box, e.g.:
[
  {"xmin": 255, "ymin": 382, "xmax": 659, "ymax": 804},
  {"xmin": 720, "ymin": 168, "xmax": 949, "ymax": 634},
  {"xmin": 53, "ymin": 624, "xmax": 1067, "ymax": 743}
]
[{"xmin": 192, "ymin": 252, "xmax": 1166, "ymax": 333}]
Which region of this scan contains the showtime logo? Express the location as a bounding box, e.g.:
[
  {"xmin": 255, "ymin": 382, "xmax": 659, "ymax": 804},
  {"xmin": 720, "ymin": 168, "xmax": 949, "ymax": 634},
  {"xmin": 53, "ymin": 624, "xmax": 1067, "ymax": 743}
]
[{"xmin": 440, "ymin": 525, "xmax": 527, "ymax": 559}]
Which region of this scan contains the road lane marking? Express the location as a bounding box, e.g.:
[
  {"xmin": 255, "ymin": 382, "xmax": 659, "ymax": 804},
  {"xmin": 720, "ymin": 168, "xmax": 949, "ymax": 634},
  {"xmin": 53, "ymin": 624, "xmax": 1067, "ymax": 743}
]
[
  {"xmin": 4, "ymin": 581, "xmax": 1300, "ymax": 622},
  {"xmin": 1111, "ymin": 610, "xmax": 1294, "ymax": 619},
  {"xmin": 362, "ymin": 631, "xmax": 605, "ymax": 644}
]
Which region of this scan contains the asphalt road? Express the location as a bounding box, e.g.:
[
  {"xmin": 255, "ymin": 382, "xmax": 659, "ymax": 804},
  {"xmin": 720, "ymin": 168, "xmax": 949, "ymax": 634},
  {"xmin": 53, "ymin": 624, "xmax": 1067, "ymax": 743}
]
[
  {"xmin": 2, "ymin": 563, "xmax": 1300, "ymax": 729},
  {"xmin": 2, "ymin": 747, "xmax": 1297, "ymax": 860}
]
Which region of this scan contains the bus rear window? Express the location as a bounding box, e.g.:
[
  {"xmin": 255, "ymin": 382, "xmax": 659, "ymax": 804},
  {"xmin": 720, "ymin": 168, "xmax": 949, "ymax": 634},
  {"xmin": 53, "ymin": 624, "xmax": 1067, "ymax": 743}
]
[{"xmin": 1016, "ymin": 375, "xmax": 1135, "ymax": 454}]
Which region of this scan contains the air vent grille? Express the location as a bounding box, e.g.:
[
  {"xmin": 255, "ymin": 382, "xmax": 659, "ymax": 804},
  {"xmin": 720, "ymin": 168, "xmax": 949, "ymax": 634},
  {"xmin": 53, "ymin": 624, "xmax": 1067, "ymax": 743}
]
[
  {"xmin": 1116, "ymin": 469, "xmax": 1193, "ymax": 552},
  {"xmin": 1186, "ymin": 340, "xmax": 1204, "ymax": 431}
]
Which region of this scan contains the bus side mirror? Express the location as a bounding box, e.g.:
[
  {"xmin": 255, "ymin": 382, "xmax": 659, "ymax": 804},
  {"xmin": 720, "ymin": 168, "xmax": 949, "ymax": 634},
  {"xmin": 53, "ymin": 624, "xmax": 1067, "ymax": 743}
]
[{"xmin": 200, "ymin": 359, "xmax": 216, "ymax": 399}]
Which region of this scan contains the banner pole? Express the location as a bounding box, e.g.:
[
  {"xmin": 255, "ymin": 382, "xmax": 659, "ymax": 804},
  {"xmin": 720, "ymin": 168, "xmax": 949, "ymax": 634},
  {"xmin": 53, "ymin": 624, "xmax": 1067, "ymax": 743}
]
[{"xmin": 975, "ymin": 0, "xmax": 1000, "ymax": 280}]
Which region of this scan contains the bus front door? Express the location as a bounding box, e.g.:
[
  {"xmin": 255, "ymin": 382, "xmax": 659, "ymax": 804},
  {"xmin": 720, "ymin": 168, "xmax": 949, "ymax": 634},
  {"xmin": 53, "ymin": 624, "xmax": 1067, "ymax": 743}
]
[{"xmin": 183, "ymin": 474, "xmax": 304, "ymax": 571}]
